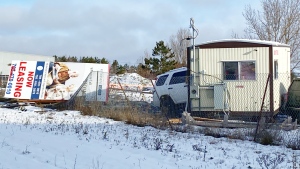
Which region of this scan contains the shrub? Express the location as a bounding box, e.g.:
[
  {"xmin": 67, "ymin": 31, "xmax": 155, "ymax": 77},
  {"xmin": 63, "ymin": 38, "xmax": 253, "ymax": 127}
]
[
  {"xmin": 256, "ymin": 153, "xmax": 284, "ymax": 169},
  {"xmin": 284, "ymin": 131, "xmax": 300, "ymax": 150},
  {"xmin": 255, "ymin": 129, "xmax": 282, "ymax": 146}
]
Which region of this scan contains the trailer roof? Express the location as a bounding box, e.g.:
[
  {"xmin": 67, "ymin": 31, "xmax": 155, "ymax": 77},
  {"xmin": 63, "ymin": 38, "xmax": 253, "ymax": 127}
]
[{"xmin": 196, "ymin": 39, "xmax": 290, "ymax": 47}]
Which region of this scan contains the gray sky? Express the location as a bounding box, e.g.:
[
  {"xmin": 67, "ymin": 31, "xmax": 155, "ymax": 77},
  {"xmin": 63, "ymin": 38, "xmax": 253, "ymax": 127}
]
[{"xmin": 0, "ymin": 0, "xmax": 261, "ymax": 65}]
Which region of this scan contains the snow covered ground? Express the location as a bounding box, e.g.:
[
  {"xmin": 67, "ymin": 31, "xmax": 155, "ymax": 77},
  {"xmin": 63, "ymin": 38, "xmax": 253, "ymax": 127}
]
[
  {"xmin": 0, "ymin": 106, "xmax": 299, "ymax": 169},
  {"xmin": 108, "ymin": 73, "xmax": 154, "ymax": 103},
  {"xmin": 109, "ymin": 73, "xmax": 153, "ymax": 92}
]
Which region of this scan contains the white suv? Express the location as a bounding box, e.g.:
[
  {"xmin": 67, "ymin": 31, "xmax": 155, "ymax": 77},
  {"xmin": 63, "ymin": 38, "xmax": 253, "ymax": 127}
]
[{"xmin": 152, "ymin": 67, "xmax": 188, "ymax": 117}]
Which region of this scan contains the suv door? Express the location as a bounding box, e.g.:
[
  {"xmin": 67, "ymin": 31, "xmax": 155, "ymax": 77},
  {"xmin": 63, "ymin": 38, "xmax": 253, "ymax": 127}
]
[
  {"xmin": 167, "ymin": 70, "xmax": 188, "ymax": 104},
  {"xmin": 152, "ymin": 74, "xmax": 169, "ymax": 107}
]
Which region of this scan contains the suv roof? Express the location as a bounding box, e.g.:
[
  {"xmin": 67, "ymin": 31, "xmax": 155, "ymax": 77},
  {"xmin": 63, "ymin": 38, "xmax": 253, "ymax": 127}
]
[{"xmin": 157, "ymin": 67, "xmax": 187, "ymax": 77}]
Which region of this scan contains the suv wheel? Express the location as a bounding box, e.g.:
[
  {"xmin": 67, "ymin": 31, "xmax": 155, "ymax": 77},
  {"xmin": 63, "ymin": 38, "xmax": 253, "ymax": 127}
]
[{"xmin": 160, "ymin": 96, "xmax": 176, "ymax": 117}]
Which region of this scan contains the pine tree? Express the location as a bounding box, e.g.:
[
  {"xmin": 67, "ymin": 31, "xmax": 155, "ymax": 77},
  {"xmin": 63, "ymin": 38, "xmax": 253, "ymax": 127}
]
[
  {"xmin": 111, "ymin": 60, "xmax": 118, "ymax": 74},
  {"xmin": 143, "ymin": 41, "xmax": 177, "ymax": 76},
  {"xmin": 100, "ymin": 57, "xmax": 109, "ymax": 64}
]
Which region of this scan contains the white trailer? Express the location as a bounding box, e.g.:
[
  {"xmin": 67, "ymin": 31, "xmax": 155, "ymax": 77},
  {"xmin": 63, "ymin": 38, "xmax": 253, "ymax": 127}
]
[{"xmin": 188, "ymin": 39, "xmax": 291, "ymax": 118}]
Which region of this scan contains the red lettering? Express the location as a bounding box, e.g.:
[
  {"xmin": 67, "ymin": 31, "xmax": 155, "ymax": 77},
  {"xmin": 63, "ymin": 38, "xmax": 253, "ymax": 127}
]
[
  {"xmin": 20, "ymin": 62, "xmax": 26, "ymax": 66},
  {"xmin": 15, "ymin": 85, "xmax": 22, "ymax": 91},
  {"xmin": 26, "ymin": 81, "xmax": 33, "ymax": 88},
  {"xmin": 19, "ymin": 62, "xmax": 27, "ymax": 71},
  {"xmin": 28, "ymin": 71, "xmax": 34, "ymax": 76},
  {"xmin": 18, "ymin": 71, "xmax": 25, "ymax": 76},
  {"xmin": 17, "ymin": 77, "xmax": 24, "ymax": 82},
  {"xmin": 12, "ymin": 63, "xmax": 34, "ymax": 97},
  {"xmin": 16, "ymin": 82, "xmax": 22, "ymax": 86},
  {"xmin": 26, "ymin": 71, "xmax": 34, "ymax": 88},
  {"xmin": 27, "ymin": 76, "xmax": 33, "ymax": 81},
  {"xmin": 19, "ymin": 67, "xmax": 26, "ymax": 71},
  {"xmin": 14, "ymin": 92, "xmax": 21, "ymax": 97}
]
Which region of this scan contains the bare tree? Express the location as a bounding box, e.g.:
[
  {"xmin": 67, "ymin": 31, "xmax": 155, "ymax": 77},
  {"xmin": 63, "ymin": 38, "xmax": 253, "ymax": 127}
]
[
  {"xmin": 241, "ymin": 0, "xmax": 300, "ymax": 71},
  {"xmin": 168, "ymin": 28, "xmax": 192, "ymax": 67}
]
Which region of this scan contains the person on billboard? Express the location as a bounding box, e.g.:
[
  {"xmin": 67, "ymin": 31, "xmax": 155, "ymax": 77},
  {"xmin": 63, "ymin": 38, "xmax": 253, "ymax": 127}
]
[
  {"xmin": 45, "ymin": 62, "xmax": 79, "ymax": 100},
  {"xmin": 46, "ymin": 62, "xmax": 79, "ymax": 88}
]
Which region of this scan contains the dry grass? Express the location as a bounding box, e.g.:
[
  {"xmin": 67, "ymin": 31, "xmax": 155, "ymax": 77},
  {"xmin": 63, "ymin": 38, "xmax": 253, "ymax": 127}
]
[
  {"xmin": 70, "ymin": 99, "xmax": 169, "ymax": 129},
  {"xmin": 0, "ymin": 89, "xmax": 5, "ymax": 99}
]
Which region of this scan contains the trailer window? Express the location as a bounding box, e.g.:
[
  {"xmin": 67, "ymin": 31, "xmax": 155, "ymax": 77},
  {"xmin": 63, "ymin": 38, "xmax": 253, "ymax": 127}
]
[
  {"xmin": 224, "ymin": 62, "xmax": 238, "ymax": 80},
  {"xmin": 223, "ymin": 61, "xmax": 255, "ymax": 80},
  {"xmin": 274, "ymin": 60, "xmax": 278, "ymax": 79}
]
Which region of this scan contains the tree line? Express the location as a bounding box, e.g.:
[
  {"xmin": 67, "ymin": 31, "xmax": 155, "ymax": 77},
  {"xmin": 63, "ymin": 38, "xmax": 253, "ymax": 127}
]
[
  {"xmin": 54, "ymin": 55, "xmax": 109, "ymax": 64},
  {"xmin": 54, "ymin": 55, "xmax": 136, "ymax": 75}
]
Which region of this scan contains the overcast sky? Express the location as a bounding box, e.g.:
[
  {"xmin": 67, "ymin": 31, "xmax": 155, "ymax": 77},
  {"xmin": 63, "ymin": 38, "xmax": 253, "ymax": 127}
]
[{"xmin": 0, "ymin": 0, "xmax": 262, "ymax": 65}]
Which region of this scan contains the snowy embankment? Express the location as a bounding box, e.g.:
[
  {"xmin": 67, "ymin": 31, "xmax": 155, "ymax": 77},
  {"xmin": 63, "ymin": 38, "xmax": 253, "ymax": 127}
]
[{"xmin": 0, "ymin": 106, "xmax": 299, "ymax": 169}]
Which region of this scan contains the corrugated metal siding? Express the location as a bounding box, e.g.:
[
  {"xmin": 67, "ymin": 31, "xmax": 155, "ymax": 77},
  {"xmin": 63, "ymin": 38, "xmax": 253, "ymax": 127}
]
[
  {"xmin": 194, "ymin": 47, "xmax": 271, "ymax": 112},
  {"xmin": 191, "ymin": 45, "xmax": 290, "ymax": 112},
  {"xmin": 195, "ymin": 48, "xmax": 269, "ymax": 74},
  {"xmin": 273, "ymin": 47, "xmax": 291, "ymax": 111},
  {"xmin": 273, "ymin": 47, "xmax": 290, "ymax": 74},
  {"xmin": 197, "ymin": 47, "xmax": 270, "ymax": 76}
]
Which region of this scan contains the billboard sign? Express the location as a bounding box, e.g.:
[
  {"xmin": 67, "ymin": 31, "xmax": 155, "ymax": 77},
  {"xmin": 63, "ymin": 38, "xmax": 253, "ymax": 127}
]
[
  {"xmin": 5, "ymin": 61, "xmax": 110, "ymax": 102},
  {"xmin": 5, "ymin": 61, "xmax": 49, "ymax": 100}
]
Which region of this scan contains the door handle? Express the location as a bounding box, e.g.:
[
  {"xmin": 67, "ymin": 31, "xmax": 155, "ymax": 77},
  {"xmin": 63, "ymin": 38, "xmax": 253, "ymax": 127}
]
[{"xmin": 168, "ymin": 87, "xmax": 173, "ymax": 89}]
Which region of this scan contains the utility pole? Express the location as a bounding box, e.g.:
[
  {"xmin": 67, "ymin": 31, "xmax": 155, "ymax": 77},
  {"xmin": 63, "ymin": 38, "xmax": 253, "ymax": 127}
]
[
  {"xmin": 189, "ymin": 18, "xmax": 198, "ymax": 84},
  {"xmin": 189, "ymin": 18, "xmax": 200, "ymax": 113}
]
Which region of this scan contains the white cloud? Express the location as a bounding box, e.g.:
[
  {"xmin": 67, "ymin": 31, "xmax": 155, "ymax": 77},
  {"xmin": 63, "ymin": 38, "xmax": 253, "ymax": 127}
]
[{"xmin": 0, "ymin": 0, "xmax": 262, "ymax": 65}]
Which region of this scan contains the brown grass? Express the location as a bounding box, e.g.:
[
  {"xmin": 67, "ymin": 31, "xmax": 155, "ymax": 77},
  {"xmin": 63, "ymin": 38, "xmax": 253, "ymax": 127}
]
[
  {"xmin": 0, "ymin": 89, "xmax": 4, "ymax": 98},
  {"xmin": 70, "ymin": 99, "xmax": 169, "ymax": 129}
]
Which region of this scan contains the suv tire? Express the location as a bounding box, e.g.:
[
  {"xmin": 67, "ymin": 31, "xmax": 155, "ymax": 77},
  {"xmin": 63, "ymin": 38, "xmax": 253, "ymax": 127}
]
[
  {"xmin": 160, "ymin": 96, "xmax": 179, "ymax": 118},
  {"xmin": 160, "ymin": 96, "xmax": 182, "ymax": 118}
]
